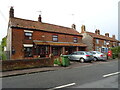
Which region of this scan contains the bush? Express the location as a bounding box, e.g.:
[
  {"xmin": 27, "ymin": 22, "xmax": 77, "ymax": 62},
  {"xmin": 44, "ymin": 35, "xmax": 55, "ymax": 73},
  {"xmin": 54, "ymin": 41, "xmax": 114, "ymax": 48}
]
[
  {"xmin": 54, "ymin": 58, "xmax": 62, "ymax": 66},
  {"xmin": 2, "ymin": 52, "xmax": 7, "ymax": 60},
  {"xmin": 111, "ymin": 46, "xmax": 120, "ymax": 59}
]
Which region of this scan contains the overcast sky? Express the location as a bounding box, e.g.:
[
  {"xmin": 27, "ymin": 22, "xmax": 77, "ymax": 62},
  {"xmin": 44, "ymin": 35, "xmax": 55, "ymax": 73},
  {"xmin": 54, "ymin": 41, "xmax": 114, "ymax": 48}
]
[{"xmin": 0, "ymin": 0, "xmax": 119, "ymax": 41}]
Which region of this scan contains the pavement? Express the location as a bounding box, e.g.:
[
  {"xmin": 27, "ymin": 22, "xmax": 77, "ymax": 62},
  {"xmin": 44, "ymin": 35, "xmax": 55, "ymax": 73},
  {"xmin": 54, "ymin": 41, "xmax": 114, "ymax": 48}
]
[{"xmin": 1, "ymin": 59, "xmax": 118, "ymax": 78}]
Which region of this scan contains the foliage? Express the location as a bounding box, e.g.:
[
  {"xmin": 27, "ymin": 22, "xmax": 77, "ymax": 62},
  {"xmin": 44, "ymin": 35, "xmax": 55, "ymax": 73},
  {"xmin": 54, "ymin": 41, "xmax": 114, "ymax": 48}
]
[
  {"xmin": 111, "ymin": 46, "xmax": 120, "ymax": 59},
  {"xmin": 0, "ymin": 36, "xmax": 7, "ymax": 60},
  {"xmin": 54, "ymin": 58, "xmax": 62, "ymax": 66},
  {"xmin": 0, "ymin": 45, "xmax": 2, "ymax": 60},
  {"xmin": 1, "ymin": 36, "xmax": 7, "ymax": 51}
]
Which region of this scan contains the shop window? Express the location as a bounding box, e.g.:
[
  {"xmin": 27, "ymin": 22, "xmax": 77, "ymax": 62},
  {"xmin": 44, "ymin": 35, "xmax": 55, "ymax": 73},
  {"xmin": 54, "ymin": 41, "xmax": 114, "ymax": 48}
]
[
  {"xmin": 73, "ymin": 37, "xmax": 78, "ymax": 43},
  {"xmin": 24, "ymin": 47, "xmax": 33, "ymax": 57},
  {"xmin": 25, "ymin": 32, "xmax": 32, "ymax": 40},
  {"xmin": 52, "ymin": 35, "xmax": 58, "ymax": 42}
]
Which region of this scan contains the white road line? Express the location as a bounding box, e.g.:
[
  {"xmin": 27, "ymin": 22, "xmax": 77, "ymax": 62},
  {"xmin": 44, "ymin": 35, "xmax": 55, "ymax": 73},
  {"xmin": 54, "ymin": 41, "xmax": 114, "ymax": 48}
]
[
  {"xmin": 48, "ymin": 83, "xmax": 76, "ymax": 90},
  {"xmin": 103, "ymin": 72, "xmax": 120, "ymax": 78}
]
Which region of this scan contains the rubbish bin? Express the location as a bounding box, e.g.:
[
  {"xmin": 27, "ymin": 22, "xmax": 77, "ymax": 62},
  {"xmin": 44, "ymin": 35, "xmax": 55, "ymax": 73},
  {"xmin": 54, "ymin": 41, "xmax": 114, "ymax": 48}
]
[{"xmin": 61, "ymin": 55, "xmax": 70, "ymax": 67}]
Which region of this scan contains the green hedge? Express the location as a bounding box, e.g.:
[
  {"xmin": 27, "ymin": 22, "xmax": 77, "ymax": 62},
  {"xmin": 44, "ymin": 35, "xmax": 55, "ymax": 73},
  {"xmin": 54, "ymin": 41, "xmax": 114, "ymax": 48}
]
[{"xmin": 111, "ymin": 46, "xmax": 120, "ymax": 59}]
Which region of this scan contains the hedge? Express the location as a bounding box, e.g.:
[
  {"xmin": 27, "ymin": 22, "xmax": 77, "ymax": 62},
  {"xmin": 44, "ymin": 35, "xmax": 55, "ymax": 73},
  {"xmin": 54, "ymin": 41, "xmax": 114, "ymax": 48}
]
[{"xmin": 111, "ymin": 46, "xmax": 120, "ymax": 59}]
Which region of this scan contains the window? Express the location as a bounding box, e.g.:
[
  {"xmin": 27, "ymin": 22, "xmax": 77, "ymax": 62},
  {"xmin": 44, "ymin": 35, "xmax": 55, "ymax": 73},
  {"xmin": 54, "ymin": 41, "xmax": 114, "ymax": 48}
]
[
  {"xmin": 96, "ymin": 46, "xmax": 99, "ymax": 51},
  {"xmin": 25, "ymin": 32, "xmax": 32, "ymax": 40},
  {"xmin": 74, "ymin": 37, "xmax": 78, "ymax": 43},
  {"xmin": 104, "ymin": 40, "xmax": 106, "ymax": 45},
  {"xmin": 79, "ymin": 52, "xmax": 84, "ymax": 55},
  {"xmin": 24, "ymin": 47, "xmax": 33, "ymax": 57},
  {"xmin": 96, "ymin": 39, "xmax": 99, "ymax": 44},
  {"xmin": 71, "ymin": 52, "xmax": 77, "ymax": 55},
  {"xmin": 52, "ymin": 47, "xmax": 58, "ymax": 56},
  {"xmin": 113, "ymin": 42, "xmax": 116, "ymax": 47},
  {"xmin": 52, "ymin": 35, "xmax": 58, "ymax": 42}
]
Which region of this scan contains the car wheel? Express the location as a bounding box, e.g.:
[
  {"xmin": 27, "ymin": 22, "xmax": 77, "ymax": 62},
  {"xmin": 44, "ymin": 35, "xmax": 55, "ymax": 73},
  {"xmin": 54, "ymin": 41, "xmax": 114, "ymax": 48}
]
[
  {"xmin": 80, "ymin": 58, "xmax": 84, "ymax": 63},
  {"xmin": 94, "ymin": 57, "xmax": 98, "ymax": 61}
]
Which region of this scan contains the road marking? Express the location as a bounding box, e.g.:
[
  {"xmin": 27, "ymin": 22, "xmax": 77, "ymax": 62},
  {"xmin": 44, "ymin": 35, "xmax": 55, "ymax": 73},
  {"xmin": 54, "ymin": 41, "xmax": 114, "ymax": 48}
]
[
  {"xmin": 48, "ymin": 83, "xmax": 76, "ymax": 90},
  {"xmin": 103, "ymin": 72, "xmax": 120, "ymax": 78}
]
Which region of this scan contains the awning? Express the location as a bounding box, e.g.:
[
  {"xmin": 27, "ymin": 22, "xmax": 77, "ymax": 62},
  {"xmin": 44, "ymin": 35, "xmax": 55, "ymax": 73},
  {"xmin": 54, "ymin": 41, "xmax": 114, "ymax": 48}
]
[
  {"xmin": 34, "ymin": 42, "xmax": 87, "ymax": 47},
  {"xmin": 23, "ymin": 44, "xmax": 33, "ymax": 47}
]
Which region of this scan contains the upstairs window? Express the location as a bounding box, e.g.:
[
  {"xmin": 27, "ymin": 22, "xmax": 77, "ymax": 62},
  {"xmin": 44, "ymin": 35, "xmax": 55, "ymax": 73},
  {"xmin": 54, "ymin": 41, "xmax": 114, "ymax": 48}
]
[
  {"xmin": 104, "ymin": 40, "xmax": 106, "ymax": 45},
  {"xmin": 25, "ymin": 32, "xmax": 32, "ymax": 40},
  {"xmin": 52, "ymin": 35, "xmax": 58, "ymax": 42},
  {"xmin": 96, "ymin": 39, "xmax": 99, "ymax": 44},
  {"xmin": 74, "ymin": 37, "xmax": 78, "ymax": 43}
]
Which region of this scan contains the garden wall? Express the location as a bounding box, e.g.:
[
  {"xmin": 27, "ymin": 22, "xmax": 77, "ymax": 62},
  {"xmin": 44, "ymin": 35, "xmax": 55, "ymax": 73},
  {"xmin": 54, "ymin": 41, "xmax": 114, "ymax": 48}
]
[{"xmin": 1, "ymin": 57, "xmax": 54, "ymax": 71}]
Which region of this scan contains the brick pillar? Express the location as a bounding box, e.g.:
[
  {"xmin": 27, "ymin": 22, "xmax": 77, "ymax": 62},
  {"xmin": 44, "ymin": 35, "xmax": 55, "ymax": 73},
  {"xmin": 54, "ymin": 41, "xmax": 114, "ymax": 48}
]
[
  {"xmin": 50, "ymin": 46, "xmax": 52, "ymax": 54},
  {"xmin": 62, "ymin": 47, "xmax": 65, "ymax": 55},
  {"xmin": 76, "ymin": 47, "xmax": 79, "ymax": 51}
]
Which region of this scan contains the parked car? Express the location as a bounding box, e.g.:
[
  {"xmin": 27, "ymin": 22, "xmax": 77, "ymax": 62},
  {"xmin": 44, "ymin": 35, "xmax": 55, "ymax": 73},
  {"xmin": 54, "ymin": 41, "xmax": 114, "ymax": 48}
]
[
  {"xmin": 89, "ymin": 51, "xmax": 107, "ymax": 61},
  {"xmin": 68, "ymin": 51, "xmax": 94, "ymax": 63}
]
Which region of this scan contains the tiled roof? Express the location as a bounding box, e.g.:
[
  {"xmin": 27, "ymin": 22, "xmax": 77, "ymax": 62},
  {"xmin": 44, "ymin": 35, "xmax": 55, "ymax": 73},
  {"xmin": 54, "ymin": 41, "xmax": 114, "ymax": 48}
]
[
  {"xmin": 10, "ymin": 17, "xmax": 82, "ymax": 36},
  {"xmin": 34, "ymin": 41, "xmax": 87, "ymax": 47},
  {"xmin": 85, "ymin": 32, "xmax": 118, "ymax": 42}
]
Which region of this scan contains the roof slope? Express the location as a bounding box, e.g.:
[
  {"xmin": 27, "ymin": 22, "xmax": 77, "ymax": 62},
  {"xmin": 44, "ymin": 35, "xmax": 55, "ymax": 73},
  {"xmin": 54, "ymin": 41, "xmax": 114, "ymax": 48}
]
[
  {"xmin": 10, "ymin": 17, "xmax": 82, "ymax": 36},
  {"xmin": 85, "ymin": 32, "xmax": 118, "ymax": 42}
]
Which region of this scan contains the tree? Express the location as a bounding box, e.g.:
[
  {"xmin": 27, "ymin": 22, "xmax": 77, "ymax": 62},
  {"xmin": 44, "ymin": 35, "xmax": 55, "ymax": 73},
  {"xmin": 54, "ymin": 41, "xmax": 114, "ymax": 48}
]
[
  {"xmin": 1, "ymin": 36, "xmax": 7, "ymax": 51},
  {"xmin": 0, "ymin": 36, "xmax": 7, "ymax": 60}
]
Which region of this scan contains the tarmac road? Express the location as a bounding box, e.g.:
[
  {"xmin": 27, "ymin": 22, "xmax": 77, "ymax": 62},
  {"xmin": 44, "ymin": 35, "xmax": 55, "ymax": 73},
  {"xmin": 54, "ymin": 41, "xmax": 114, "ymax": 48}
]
[{"xmin": 2, "ymin": 60, "xmax": 119, "ymax": 89}]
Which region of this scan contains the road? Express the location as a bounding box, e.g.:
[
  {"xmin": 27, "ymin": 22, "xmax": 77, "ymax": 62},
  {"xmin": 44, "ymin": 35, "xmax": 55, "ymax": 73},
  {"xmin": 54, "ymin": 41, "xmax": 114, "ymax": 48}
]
[{"xmin": 2, "ymin": 60, "xmax": 119, "ymax": 89}]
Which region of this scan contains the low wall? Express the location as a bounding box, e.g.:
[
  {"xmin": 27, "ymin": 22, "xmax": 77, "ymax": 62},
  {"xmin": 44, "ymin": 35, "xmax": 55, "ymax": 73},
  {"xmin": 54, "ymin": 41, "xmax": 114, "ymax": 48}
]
[{"xmin": 1, "ymin": 57, "xmax": 54, "ymax": 71}]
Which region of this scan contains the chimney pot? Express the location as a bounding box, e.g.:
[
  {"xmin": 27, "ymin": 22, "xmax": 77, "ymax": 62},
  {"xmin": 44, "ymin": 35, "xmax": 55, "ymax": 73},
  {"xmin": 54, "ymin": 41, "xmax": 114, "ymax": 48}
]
[
  {"xmin": 105, "ymin": 33, "xmax": 109, "ymax": 37},
  {"xmin": 112, "ymin": 35, "xmax": 115, "ymax": 39},
  {"xmin": 71, "ymin": 24, "xmax": 76, "ymax": 30},
  {"xmin": 38, "ymin": 15, "xmax": 42, "ymax": 22},
  {"xmin": 9, "ymin": 6, "xmax": 14, "ymax": 18},
  {"xmin": 95, "ymin": 29, "xmax": 100, "ymax": 35},
  {"xmin": 81, "ymin": 25, "xmax": 86, "ymax": 33}
]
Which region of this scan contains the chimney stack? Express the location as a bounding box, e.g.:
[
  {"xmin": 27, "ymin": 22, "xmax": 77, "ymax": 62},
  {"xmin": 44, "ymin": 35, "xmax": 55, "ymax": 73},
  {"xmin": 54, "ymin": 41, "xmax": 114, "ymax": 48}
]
[
  {"xmin": 105, "ymin": 33, "xmax": 109, "ymax": 37},
  {"xmin": 71, "ymin": 24, "xmax": 76, "ymax": 30},
  {"xmin": 81, "ymin": 25, "xmax": 86, "ymax": 33},
  {"xmin": 95, "ymin": 29, "xmax": 100, "ymax": 35},
  {"xmin": 97, "ymin": 30, "xmax": 100, "ymax": 35},
  {"xmin": 112, "ymin": 35, "xmax": 115, "ymax": 39},
  {"xmin": 9, "ymin": 6, "xmax": 14, "ymax": 18},
  {"xmin": 95, "ymin": 29, "xmax": 98, "ymax": 34},
  {"xmin": 38, "ymin": 15, "xmax": 42, "ymax": 22}
]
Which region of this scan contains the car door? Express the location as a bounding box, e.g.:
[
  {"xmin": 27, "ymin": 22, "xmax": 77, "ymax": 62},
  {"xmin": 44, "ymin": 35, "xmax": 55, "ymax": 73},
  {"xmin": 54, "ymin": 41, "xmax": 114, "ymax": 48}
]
[{"xmin": 69, "ymin": 52, "xmax": 77, "ymax": 60}]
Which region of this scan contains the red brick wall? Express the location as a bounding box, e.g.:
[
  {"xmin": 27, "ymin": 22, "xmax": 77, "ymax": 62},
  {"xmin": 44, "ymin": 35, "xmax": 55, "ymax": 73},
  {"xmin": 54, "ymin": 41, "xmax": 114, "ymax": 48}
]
[
  {"xmin": 11, "ymin": 28, "xmax": 82, "ymax": 59},
  {"xmin": 12, "ymin": 28, "xmax": 24, "ymax": 59},
  {"xmin": 1, "ymin": 57, "xmax": 54, "ymax": 71},
  {"xmin": 93, "ymin": 38, "xmax": 116, "ymax": 51},
  {"xmin": 33, "ymin": 30, "xmax": 82, "ymax": 43}
]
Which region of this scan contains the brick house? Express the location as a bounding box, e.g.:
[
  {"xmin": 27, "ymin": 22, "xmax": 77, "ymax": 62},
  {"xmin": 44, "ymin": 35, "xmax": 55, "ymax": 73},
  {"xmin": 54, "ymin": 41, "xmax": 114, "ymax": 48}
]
[
  {"xmin": 6, "ymin": 7, "xmax": 87, "ymax": 60},
  {"xmin": 80, "ymin": 25, "xmax": 120, "ymax": 53}
]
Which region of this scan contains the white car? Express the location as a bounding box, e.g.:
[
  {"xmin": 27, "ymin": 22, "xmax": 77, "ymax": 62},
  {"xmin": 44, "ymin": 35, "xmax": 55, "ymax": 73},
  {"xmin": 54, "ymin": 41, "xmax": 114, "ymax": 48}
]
[
  {"xmin": 68, "ymin": 51, "xmax": 94, "ymax": 63},
  {"xmin": 89, "ymin": 51, "xmax": 107, "ymax": 61}
]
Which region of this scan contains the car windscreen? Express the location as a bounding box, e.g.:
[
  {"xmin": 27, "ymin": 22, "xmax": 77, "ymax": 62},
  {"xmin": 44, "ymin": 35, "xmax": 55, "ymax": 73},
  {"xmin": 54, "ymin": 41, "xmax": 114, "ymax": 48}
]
[
  {"xmin": 96, "ymin": 51, "xmax": 102, "ymax": 54},
  {"xmin": 86, "ymin": 52, "xmax": 92, "ymax": 55}
]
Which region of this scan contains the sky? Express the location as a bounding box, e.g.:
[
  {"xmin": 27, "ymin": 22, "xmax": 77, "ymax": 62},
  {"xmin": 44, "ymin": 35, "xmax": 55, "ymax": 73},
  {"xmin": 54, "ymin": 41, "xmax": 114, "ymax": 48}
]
[{"xmin": 0, "ymin": 0, "xmax": 119, "ymax": 41}]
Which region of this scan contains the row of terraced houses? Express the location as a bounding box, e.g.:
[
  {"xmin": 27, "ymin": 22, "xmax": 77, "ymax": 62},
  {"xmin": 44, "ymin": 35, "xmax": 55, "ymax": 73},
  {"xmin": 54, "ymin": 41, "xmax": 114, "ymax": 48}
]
[{"xmin": 6, "ymin": 7, "xmax": 120, "ymax": 60}]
